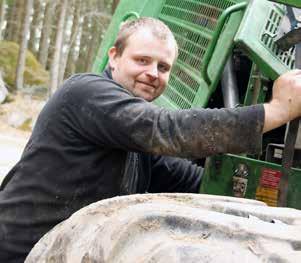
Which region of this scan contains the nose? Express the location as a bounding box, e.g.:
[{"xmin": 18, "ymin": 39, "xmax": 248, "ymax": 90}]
[{"xmin": 146, "ymin": 64, "xmax": 158, "ymax": 81}]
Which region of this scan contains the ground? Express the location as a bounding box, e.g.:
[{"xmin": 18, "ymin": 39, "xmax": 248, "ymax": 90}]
[
  {"xmin": 0, "ymin": 92, "xmax": 45, "ymax": 183},
  {"xmin": 0, "ymin": 92, "xmax": 45, "ymax": 139}
]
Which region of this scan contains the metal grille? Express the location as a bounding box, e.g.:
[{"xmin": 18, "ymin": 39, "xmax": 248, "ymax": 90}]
[
  {"xmin": 260, "ymin": 8, "xmax": 295, "ymax": 69},
  {"xmin": 157, "ymin": 0, "xmax": 238, "ymax": 109}
]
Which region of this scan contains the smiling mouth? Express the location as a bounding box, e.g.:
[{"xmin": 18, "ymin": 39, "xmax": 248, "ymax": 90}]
[{"xmin": 136, "ymin": 81, "xmax": 156, "ymax": 89}]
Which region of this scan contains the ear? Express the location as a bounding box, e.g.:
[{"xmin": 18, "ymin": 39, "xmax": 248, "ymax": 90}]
[{"xmin": 108, "ymin": 47, "xmax": 118, "ymax": 70}]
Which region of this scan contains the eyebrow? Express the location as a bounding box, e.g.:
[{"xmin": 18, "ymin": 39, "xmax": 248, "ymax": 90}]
[{"xmin": 132, "ymin": 53, "xmax": 173, "ymax": 67}]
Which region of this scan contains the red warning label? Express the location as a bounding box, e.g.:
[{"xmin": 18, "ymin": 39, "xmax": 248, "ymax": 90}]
[
  {"xmin": 259, "ymin": 168, "xmax": 282, "ymax": 189},
  {"xmin": 256, "ymin": 168, "xmax": 282, "ymax": 206}
]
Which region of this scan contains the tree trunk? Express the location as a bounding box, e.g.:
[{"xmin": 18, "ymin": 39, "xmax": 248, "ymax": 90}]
[
  {"xmin": 76, "ymin": 1, "xmax": 90, "ymax": 73},
  {"xmin": 49, "ymin": 0, "xmax": 68, "ymax": 96},
  {"xmin": 85, "ymin": 0, "xmax": 111, "ymax": 72},
  {"xmin": 111, "ymin": 0, "xmax": 119, "ymax": 14},
  {"xmin": 58, "ymin": 0, "xmax": 73, "ymax": 85},
  {"xmin": 38, "ymin": 0, "xmax": 56, "ymax": 68},
  {"xmin": 84, "ymin": 15, "xmax": 102, "ymax": 72},
  {"xmin": 0, "ymin": 0, "xmax": 6, "ymax": 40},
  {"xmin": 15, "ymin": 0, "xmax": 33, "ymax": 90},
  {"xmin": 4, "ymin": 0, "xmax": 16, "ymax": 41},
  {"xmin": 14, "ymin": 0, "xmax": 26, "ymax": 44},
  {"xmin": 64, "ymin": 0, "xmax": 81, "ymax": 79},
  {"xmin": 28, "ymin": 0, "xmax": 43, "ymax": 55},
  {"xmin": 46, "ymin": 2, "xmax": 62, "ymax": 70}
]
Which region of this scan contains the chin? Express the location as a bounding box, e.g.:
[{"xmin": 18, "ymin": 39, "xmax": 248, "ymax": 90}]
[
  {"xmin": 146, "ymin": 93, "xmax": 157, "ymax": 101},
  {"xmin": 136, "ymin": 92, "xmax": 154, "ymax": 102},
  {"xmin": 143, "ymin": 97, "xmax": 153, "ymax": 102}
]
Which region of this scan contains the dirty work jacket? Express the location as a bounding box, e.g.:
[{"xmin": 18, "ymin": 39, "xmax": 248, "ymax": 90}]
[{"xmin": 0, "ymin": 69, "xmax": 264, "ymax": 262}]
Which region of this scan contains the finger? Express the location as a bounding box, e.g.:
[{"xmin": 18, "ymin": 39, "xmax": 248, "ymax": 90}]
[{"xmin": 285, "ymin": 69, "xmax": 301, "ymax": 76}]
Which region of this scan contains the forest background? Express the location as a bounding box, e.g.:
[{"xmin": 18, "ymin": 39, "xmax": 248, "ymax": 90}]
[
  {"xmin": 0, "ymin": 0, "xmax": 120, "ymax": 180},
  {"xmin": 0, "ymin": 0, "xmax": 119, "ymax": 93},
  {"xmin": 0, "ymin": 0, "xmax": 119, "ymax": 138}
]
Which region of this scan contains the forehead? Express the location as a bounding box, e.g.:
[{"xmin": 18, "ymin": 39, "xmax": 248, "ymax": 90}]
[{"xmin": 123, "ymin": 28, "xmax": 176, "ymax": 65}]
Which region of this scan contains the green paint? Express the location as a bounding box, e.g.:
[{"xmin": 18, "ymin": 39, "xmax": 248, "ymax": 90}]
[
  {"xmin": 93, "ymin": 0, "xmax": 301, "ymax": 208},
  {"xmin": 244, "ymin": 63, "xmax": 268, "ymax": 106},
  {"xmin": 269, "ymin": 0, "xmax": 301, "ymax": 8},
  {"xmin": 200, "ymin": 154, "xmax": 301, "ymax": 209}
]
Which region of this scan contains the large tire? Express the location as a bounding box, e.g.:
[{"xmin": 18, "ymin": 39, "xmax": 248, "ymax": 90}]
[{"xmin": 26, "ymin": 194, "xmax": 301, "ymax": 262}]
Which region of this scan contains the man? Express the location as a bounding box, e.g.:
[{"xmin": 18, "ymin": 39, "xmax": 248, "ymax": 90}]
[{"xmin": 0, "ymin": 17, "xmax": 301, "ymax": 262}]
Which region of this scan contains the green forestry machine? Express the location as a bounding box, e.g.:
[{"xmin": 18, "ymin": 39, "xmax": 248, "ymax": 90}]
[{"xmin": 92, "ymin": 0, "xmax": 301, "ymax": 209}]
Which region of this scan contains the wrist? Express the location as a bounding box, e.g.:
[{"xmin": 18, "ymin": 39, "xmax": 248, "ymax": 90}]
[
  {"xmin": 270, "ymin": 99, "xmax": 292, "ymax": 120},
  {"xmin": 263, "ymin": 101, "xmax": 290, "ymax": 133}
]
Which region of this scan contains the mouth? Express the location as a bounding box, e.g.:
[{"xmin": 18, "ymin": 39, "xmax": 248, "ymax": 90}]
[{"xmin": 136, "ymin": 81, "xmax": 156, "ymax": 89}]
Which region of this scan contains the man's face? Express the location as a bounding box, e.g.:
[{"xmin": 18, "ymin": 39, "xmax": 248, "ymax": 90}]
[{"xmin": 108, "ymin": 28, "xmax": 176, "ymax": 102}]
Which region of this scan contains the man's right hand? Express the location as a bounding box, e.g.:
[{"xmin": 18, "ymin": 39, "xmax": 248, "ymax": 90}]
[{"xmin": 263, "ymin": 69, "xmax": 301, "ymax": 133}]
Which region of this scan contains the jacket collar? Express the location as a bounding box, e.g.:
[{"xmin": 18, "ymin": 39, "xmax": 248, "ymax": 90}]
[{"xmin": 102, "ymin": 67, "xmax": 113, "ymax": 80}]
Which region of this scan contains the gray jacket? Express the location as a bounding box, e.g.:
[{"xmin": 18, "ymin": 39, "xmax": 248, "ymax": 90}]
[{"xmin": 0, "ymin": 69, "xmax": 264, "ymax": 262}]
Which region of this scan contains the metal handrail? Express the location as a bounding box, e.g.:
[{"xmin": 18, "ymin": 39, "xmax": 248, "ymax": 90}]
[{"xmin": 201, "ymin": 2, "xmax": 248, "ymax": 85}]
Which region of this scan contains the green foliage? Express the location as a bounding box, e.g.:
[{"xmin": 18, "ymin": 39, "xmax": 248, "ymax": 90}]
[
  {"xmin": 3, "ymin": 0, "xmax": 14, "ymax": 8},
  {"xmin": 0, "ymin": 41, "xmax": 49, "ymax": 90},
  {"xmin": 19, "ymin": 117, "xmax": 32, "ymax": 131}
]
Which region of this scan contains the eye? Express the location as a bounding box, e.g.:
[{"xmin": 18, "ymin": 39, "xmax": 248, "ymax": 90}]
[
  {"xmin": 158, "ymin": 63, "xmax": 170, "ymax": 73},
  {"xmin": 135, "ymin": 57, "xmax": 148, "ymax": 65}
]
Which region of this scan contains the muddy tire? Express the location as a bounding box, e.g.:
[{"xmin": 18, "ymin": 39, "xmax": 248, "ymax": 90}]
[{"xmin": 26, "ymin": 193, "xmax": 301, "ymax": 263}]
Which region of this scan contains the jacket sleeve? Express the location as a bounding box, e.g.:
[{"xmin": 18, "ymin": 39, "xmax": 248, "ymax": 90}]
[
  {"xmin": 65, "ymin": 74, "xmax": 265, "ymax": 159},
  {"xmin": 148, "ymin": 155, "xmax": 203, "ymax": 193}
]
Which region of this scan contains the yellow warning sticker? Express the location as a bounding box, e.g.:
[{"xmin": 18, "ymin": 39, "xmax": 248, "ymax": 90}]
[
  {"xmin": 255, "ymin": 168, "xmax": 282, "ymax": 206},
  {"xmin": 255, "ymin": 186, "xmax": 278, "ymax": 206}
]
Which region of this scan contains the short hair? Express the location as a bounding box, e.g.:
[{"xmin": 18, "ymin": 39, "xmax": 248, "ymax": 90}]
[{"xmin": 113, "ymin": 17, "xmax": 178, "ymax": 58}]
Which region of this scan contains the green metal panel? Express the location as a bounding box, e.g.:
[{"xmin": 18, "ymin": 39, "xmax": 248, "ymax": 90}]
[
  {"xmin": 206, "ymin": 8, "xmax": 245, "ymax": 104},
  {"xmin": 269, "ymin": 0, "xmax": 301, "ymax": 8},
  {"xmin": 93, "ymin": 0, "xmax": 297, "ymax": 108},
  {"xmin": 200, "ymin": 154, "xmax": 301, "ymax": 209},
  {"xmin": 234, "ymin": 0, "xmax": 295, "ymax": 80},
  {"xmin": 93, "ymin": 0, "xmax": 301, "ymax": 208},
  {"xmin": 155, "ymin": 0, "xmax": 247, "ymax": 109},
  {"xmin": 243, "ymin": 63, "xmax": 268, "ymax": 106},
  {"xmin": 201, "ymin": 0, "xmax": 301, "ymax": 209},
  {"xmin": 93, "ymin": 0, "xmax": 247, "ymax": 110}
]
